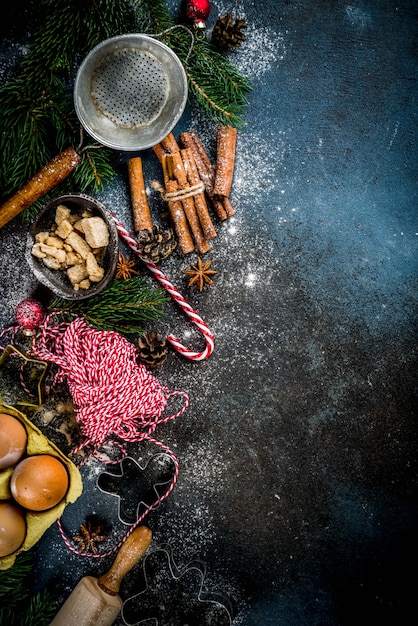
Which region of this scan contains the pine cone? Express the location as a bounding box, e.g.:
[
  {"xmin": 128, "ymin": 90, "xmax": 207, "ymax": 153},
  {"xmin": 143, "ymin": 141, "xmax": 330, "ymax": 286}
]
[
  {"xmin": 137, "ymin": 332, "xmax": 168, "ymax": 368},
  {"xmin": 211, "ymin": 12, "xmax": 247, "ymax": 50},
  {"xmin": 137, "ymin": 224, "xmax": 177, "ymax": 263}
]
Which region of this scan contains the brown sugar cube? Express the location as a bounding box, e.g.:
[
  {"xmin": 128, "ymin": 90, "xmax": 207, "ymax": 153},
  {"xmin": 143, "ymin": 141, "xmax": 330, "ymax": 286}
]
[
  {"xmin": 55, "ymin": 218, "xmax": 74, "ymax": 239},
  {"xmin": 38, "ymin": 244, "xmax": 66, "ymax": 263},
  {"xmin": 31, "ymin": 243, "xmax": 46, "ymax": 259},
  {"xmin": 65, "ymin": 231, "xmax": 91, "ymax": 259},
  {"xmin": 55, "ymin": 204, "xmax": 71, "ymax": 225},
  {"xmin": 67, "ymin": 262, "xmax": 88, "ymax": 286},
  {"xmin": 42, "ymin": 257, "xmax": 61, "ymax": 270},
  {"xmin": 80, "ymin": 217, "xmax": 109, "ymax": 249},
  {"xmin": 45, "ymin": 235, "xmax": 64, "ymax": 249},
  {"xmin": 86, "ymin": 252, "xmax": 105, "ymax": 283},
  {"xmin": 79, "ymin": 279, "xmax": 91, "ymax": 290},
  {"xmin": 35, "ymin": 231, "xmax": 49, "ymax": 243}
]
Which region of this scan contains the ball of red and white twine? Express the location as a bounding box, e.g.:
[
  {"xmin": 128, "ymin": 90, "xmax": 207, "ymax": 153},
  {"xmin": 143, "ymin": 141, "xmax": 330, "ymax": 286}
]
[
  {"xmin": 32, "ymin": 315, "xmax": 189, "ymax": 453},
  {"xmin": 5, "ymin": 218, "xmax": 214, "ymax": 557},
  {"xmin": 31, "ymin": 313, "xmax": 189, "ymax": 557}
]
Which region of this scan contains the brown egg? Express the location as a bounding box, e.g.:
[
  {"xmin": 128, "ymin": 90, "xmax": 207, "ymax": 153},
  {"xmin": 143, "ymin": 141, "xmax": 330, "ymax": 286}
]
[
  {"xmin": 0, "ymin": 501, "xmax": 27, "ymax": 557},
  {"xmin": 0, "ymin": 412, "xmax": 28, "ymax": 469},
  {"xmin": 10, "ymin": 454, "xmax": 69, "ymax": 511}
]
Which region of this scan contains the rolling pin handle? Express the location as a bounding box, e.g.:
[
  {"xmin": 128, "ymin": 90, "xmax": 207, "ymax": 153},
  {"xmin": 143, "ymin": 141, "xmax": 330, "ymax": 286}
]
[{"xmin": 97, "ymin": 526, "xmax": 152, "ymax": 596}]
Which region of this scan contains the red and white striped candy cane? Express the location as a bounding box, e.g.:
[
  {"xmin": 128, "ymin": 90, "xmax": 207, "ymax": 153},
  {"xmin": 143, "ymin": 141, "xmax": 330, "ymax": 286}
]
[{"xmin": 111, "ymin": 214, "xmax": 215, "ymax": 361}]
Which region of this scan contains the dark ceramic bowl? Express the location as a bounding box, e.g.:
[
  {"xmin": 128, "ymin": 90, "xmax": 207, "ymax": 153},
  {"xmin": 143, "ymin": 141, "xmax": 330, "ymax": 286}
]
[{"xmin": 26, "ymin": 193, "xmax": 118, "ymax": 300}]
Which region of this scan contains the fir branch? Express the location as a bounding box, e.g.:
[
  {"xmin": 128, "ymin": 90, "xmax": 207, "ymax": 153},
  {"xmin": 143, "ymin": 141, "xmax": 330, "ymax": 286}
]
[
  {"xmin": 27, "ymin": 0, "xmax": 137, "ymax": 79},
  {"xmin": 0, "ymin": 550, "xmax": 57, "ymax": 625},
  {"xmin": 49, "ymin": 276, "xmax": 169, "ymax": 335},
  {"xmin": 0, "ymin": 0, "xmax": 137, "ymax": 209},
  {"xmin": 0, "ymin": 79, "xmax": 75, "ymax": 200},
  {"xmin": 21, "ymin": 589, "xmax": 58, "ymax": 626},
  {"xmin": 132, "ymin": 1, "xmax": 252, "ymax": 126},
  {"xmin": 153, "ymin": 29, "xmax": 251, "ymax": 128},
  {"xmin": 73, "ymin": 148, "xmax": 117, "ymax": 192},
  {"xmin": 135, "ymin": 0, "xmax": 175, "ymax": 33},
  {"xmin": 0, "ymin": 550, "xmax": 33, "ymax": 597},
  {"xmin": 0, "ymin": 0, "xmax": 251, "ymax": 218}
]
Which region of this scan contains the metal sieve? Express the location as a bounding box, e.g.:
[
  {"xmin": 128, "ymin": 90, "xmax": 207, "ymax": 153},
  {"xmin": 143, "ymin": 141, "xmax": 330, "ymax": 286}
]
[{"xmin": 74, "ymin": 34, "xmax": 188, "ymax": 151}]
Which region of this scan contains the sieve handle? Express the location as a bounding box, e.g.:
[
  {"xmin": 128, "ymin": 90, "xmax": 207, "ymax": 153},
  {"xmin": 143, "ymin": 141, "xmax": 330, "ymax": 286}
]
[{"xmin": 111, "ymin": 214, "xmax": 215, "ymax": 360}]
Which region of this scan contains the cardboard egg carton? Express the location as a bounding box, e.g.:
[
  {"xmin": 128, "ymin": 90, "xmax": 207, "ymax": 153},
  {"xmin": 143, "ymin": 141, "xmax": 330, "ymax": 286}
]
[{"xmin": 0, "ymin": 402, "xmax": 82, "ymax": 570}]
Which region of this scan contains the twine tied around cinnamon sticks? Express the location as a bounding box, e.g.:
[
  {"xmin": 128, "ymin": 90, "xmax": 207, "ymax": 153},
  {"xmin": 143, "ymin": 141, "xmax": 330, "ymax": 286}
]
[{"xmin": 152, "ymin": 181, "xmax": 205, "ymax": 203}]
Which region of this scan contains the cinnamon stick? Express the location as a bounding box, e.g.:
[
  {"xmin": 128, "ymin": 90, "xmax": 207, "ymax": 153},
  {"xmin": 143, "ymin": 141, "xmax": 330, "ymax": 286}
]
[
  {"xmin": 153, "ymin": 142, "xmax": 168, "ymax": 166},
  {"xmin": 181, "ymin": 148, "xmax": 217, "ymax": 240},
  {"xmin": 179, "ymin": 131, "xmax": 228, "ymax": 221},
  {"xmin": 211, "ymin": 196, "xmax": 228, "ymax": 220},
  {"xmin": 127, "ymin": 157, "xmax": 153, "ymax": 232},
  {"xmin": 221, "ymin": 196, "xmax": 235, "ymax": 218},
  {"xmin": 161, "ymin": 155, "xmax": 194, "ymax": 254},
  {"xmin": 167, "ymin": 152, "xmax": 210, "ymax": 255},
  {"xmin": 155, "ymin": 141, "xmax": 195, "ymax": 253},
  {"xmin": 161, "ymin": 132, "xmax": 180, "ymax": 155},
  {"xmin": 189, "ymin": 131, "xmax": 215, "ymax": 176},
  {"xmin": 213, "ymin": 125, "xmax": 237, "ymax": 198},
  {"xmin": 179, "ymin": 131, "xmax": 214, "ymax": 189},
  {"xmin": 165, "ymin": 182, "xmax": 195, "ymax": 254},
  {"xmin": 0, "ymin": 147, "xmax": 81, "ymax": 229}
]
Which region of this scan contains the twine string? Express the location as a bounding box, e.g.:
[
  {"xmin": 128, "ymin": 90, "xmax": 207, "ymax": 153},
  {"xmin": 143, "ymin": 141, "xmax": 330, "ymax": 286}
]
[
  {"xmin": 31, "ymin": 315, "xmax": 189, "ymax": 456},
  {"xmin": 152, "ymin": 180, "xmax": 205, "ymax": 202},
  {"xmin": 150, "ymin": 24, "xmax": 195, "ymax": 65},
  {"xmin": 30, "ymin": 313, "xmax": 189, "ymax": 558}
]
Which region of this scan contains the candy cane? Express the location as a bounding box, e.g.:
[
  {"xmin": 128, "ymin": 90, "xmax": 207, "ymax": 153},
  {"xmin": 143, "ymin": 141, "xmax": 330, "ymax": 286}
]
[{"xmin": 111, "ymin": 214, "xmax": 214, "ymax": 360}]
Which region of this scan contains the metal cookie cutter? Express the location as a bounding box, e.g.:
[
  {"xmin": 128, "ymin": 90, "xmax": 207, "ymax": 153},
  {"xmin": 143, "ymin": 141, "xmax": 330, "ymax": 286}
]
[
  {"xmin": 97, "ymin": 454, "xmax": 176, "ymax": 525},
  {"xmin": 0, "ymin": 344, "xmax": 49, "ymax": 409},
  {"xmin": 122, "ymin": 543, "xmax": 233, "ymax": 626}
]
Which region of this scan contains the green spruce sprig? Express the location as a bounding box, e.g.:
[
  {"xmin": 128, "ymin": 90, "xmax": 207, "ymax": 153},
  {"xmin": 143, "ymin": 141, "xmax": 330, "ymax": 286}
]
[
  {"xmin": 0, "ymin": 550, "xmax": 57, "ymax": 626},
  {"xmin": 136, "ymin": 0, "xmax": 252, "ymax": 127},
  {"xmin": 0, "ymin": 0, "xmax": 251, "ymax": 219},
  {"xmin": 135, "ymin": 0, "xmax": 175, "ymax": 33},
  {"xmin": 0, "ymin": 0, "xmax": 137, "ymax": 214},
  {"xmin": 165, "ymin": 29, "xmax": 251, "ymax": 127},
  {"xmin": 49, "ymin": 276, "xmax": 169, "ymax": 335}
]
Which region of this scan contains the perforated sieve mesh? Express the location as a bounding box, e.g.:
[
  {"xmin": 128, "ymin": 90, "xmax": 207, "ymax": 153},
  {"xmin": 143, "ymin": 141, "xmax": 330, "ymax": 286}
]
[{"xmin": 91, "ymin": 48, "xmax": 169, "ymax": 128}]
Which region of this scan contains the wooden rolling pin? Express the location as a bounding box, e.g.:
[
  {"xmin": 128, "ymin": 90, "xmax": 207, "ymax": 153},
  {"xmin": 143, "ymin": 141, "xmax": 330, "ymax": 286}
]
[{"xmin": 49, "ymin": 526, "xmax": 152, "ymax": 626}]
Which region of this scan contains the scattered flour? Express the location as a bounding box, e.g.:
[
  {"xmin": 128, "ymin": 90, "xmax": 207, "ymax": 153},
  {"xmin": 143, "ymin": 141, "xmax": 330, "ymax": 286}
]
[{"xmin": 0, "ymin": 12, "xmax": 290, "ymax": 625}]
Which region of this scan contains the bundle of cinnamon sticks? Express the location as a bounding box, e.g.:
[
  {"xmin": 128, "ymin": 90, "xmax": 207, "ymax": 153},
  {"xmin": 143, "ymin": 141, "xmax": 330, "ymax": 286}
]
[{"xmin": 149, "ymin": 125, "xmax": 237, "ymax": 255}]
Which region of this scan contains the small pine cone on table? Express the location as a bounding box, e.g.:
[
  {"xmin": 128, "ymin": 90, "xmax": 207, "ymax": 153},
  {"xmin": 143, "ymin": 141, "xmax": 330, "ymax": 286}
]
[
  {"xmin": 137, "ymin": 224, "xmax": 177, "ymax": 263},
  {"xmin": 211, "ymin": 12, "xmax": 248, "ymax": 51},
  {"xmin": 137, "ymin": 332, "xmax": 168, "ymax": 368}
]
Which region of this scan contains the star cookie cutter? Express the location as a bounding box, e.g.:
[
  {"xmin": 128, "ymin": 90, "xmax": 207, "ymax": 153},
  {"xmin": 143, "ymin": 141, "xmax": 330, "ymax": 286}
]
[
  {"xmin": 0, "ymin": 344, "xmax": 49, "ymax": 409},
  {"xmin": 97, "ymin": 455, "xmax": 176, "ymax": 525},
  {"xmin": 122, "ymin": 543, "xmax": 233, "ymax": 626}
]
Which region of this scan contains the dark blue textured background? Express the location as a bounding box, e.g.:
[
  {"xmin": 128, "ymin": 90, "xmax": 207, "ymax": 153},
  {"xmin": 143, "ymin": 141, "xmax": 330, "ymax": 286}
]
[{"xmin": 0, "ymin": 1, "xmax": 417, "ymax": 624}]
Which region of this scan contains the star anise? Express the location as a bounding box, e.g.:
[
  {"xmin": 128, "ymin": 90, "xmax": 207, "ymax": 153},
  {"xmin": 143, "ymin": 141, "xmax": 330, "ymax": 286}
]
[
  {"xmin": 72, "ymin": 518, "xmax": 107, "ymax": 554},
  {"xmin": 184, "ymin": 257, "xmax": 217, "ymax": 291},
  {"xmin": 116, "ymin": 252, "xmax": 139, "ymax": 279}
]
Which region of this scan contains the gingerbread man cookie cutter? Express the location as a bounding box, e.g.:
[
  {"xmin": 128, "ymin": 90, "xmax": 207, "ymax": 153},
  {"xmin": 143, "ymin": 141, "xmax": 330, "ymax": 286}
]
[
  {"xmin": 97, "ymin": 454, "xmax": 176, "ymax": 525},
  {"xmin": 122, "ymin": 543, "xmax": 233, "ymax": 626}
]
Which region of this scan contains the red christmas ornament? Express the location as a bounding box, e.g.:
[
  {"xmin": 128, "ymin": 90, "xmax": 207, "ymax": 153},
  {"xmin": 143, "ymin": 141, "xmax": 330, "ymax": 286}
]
[
  {"xmin": 182, "ymin": 0, "xmax": 211, "ymax": 28},
  {"xmin": 15, "ymin": 298, "xmax": 46, "ymax": 335}
]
